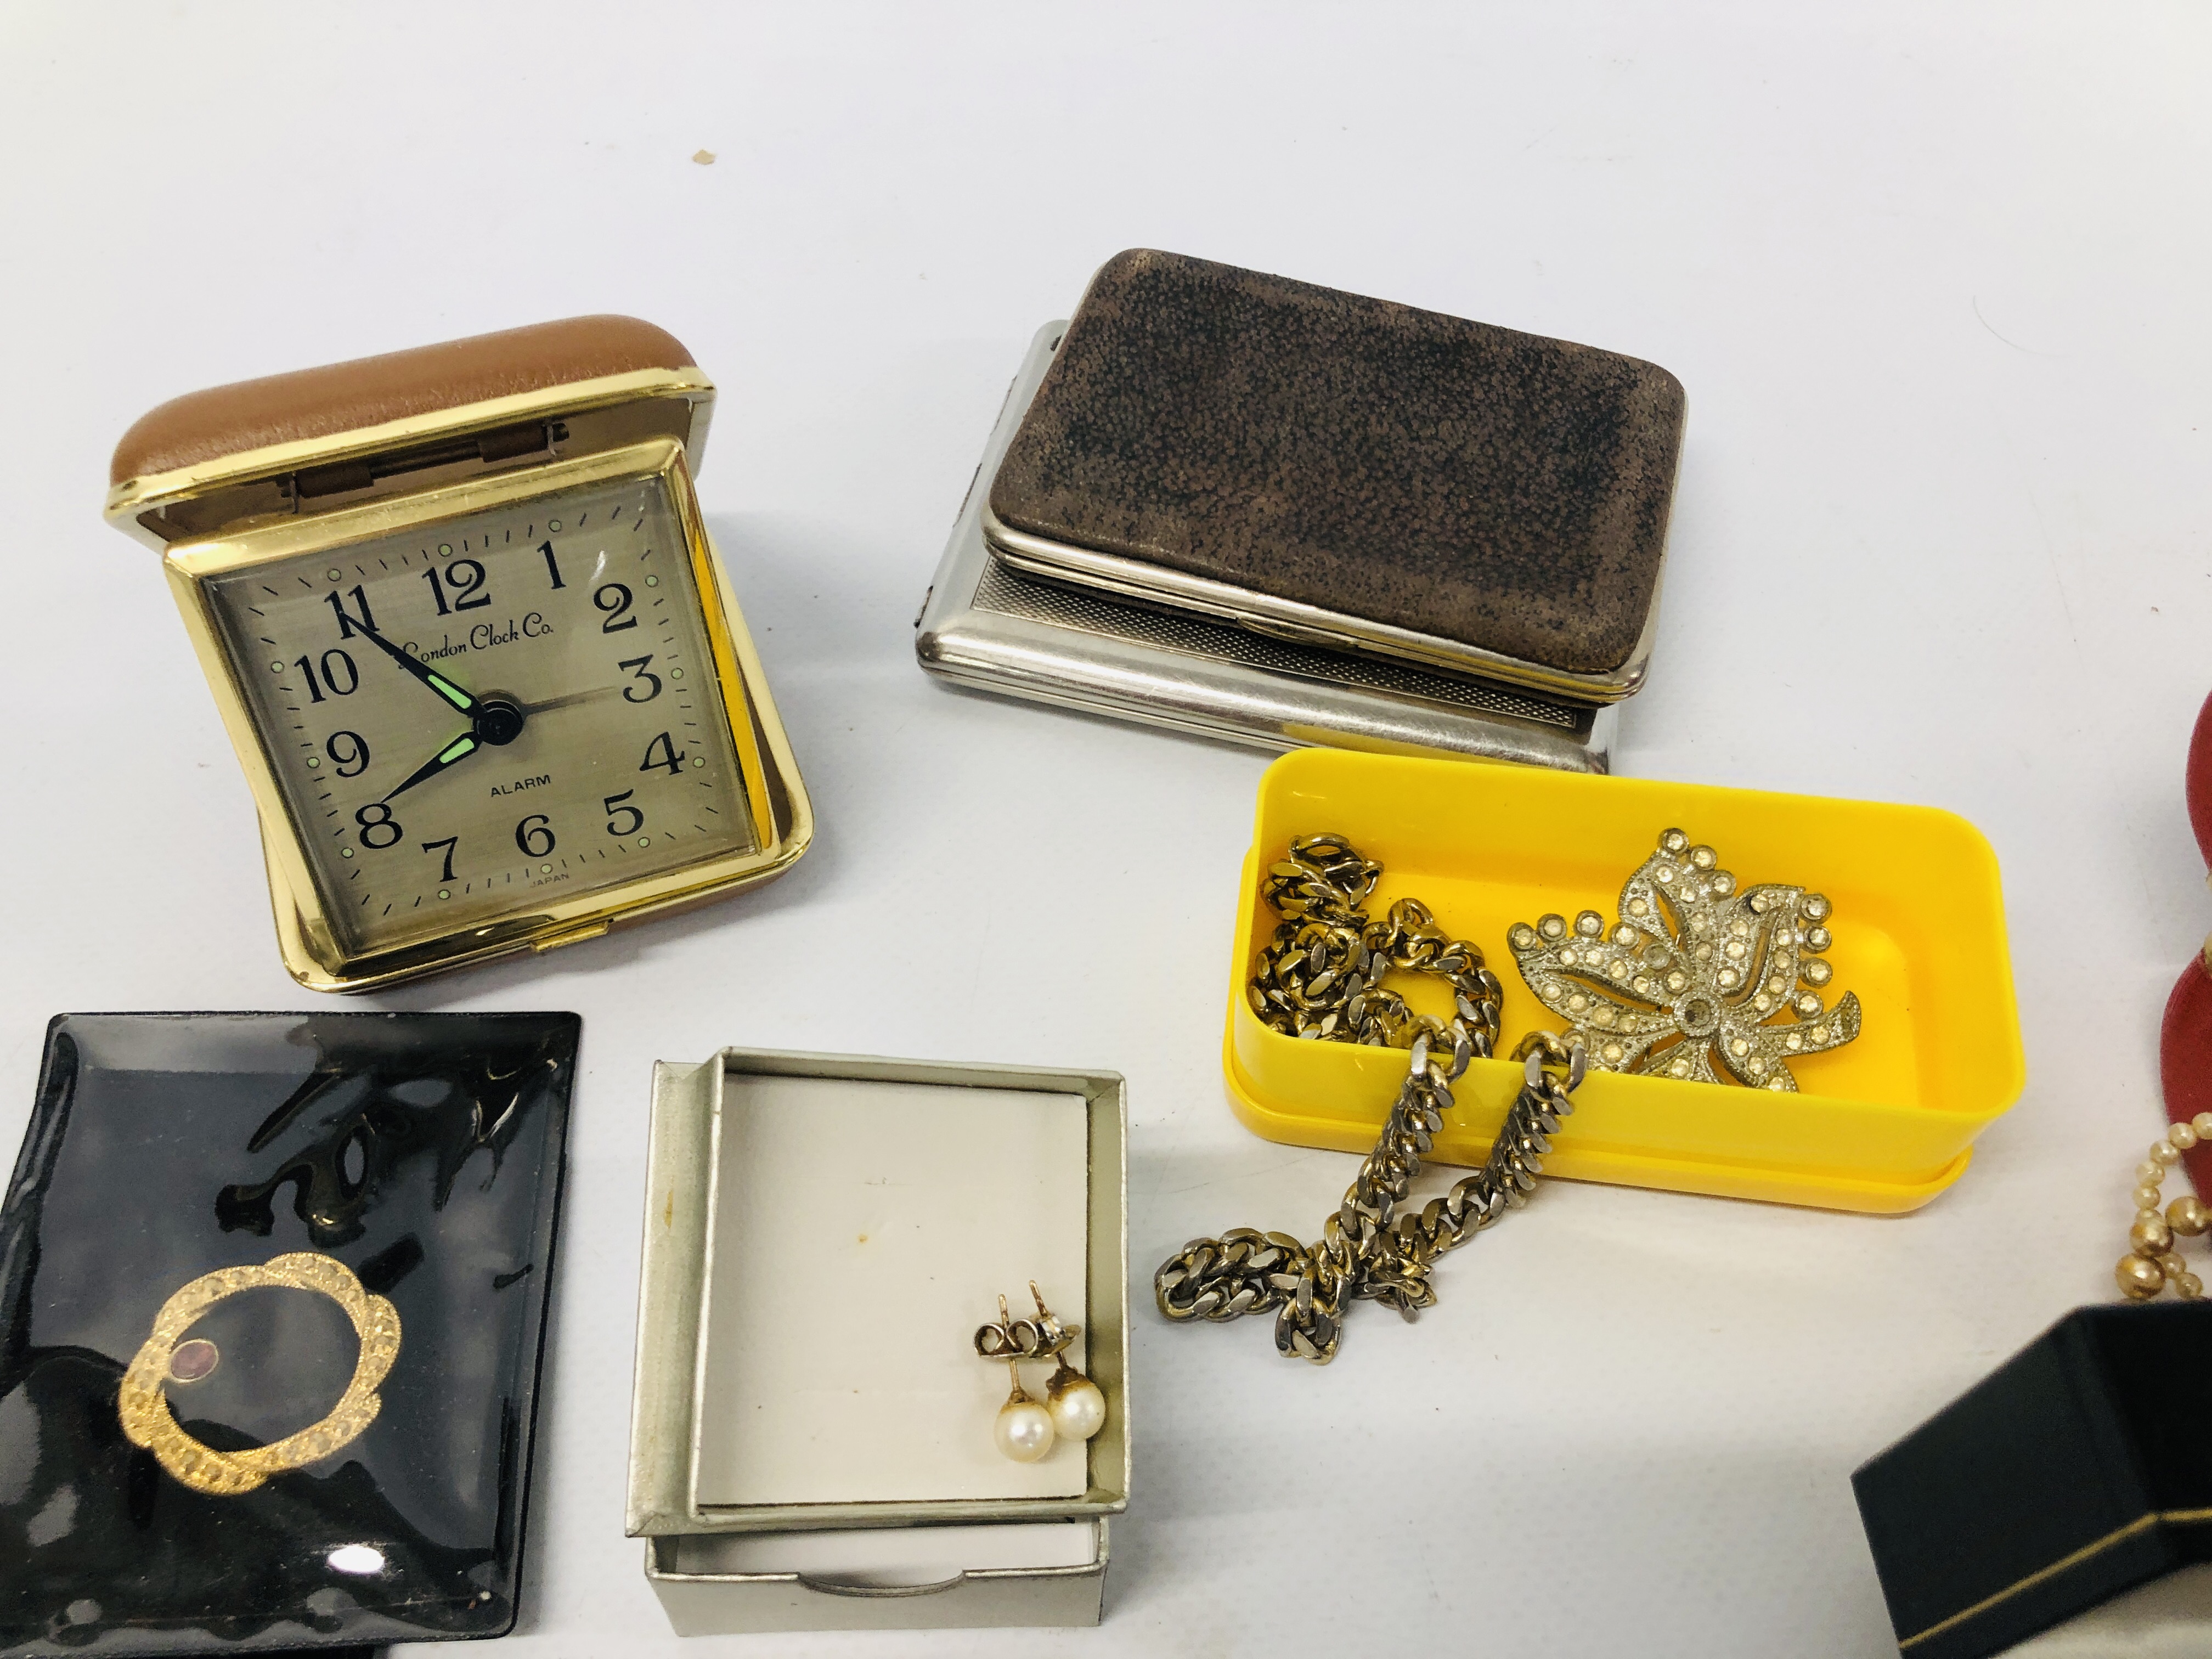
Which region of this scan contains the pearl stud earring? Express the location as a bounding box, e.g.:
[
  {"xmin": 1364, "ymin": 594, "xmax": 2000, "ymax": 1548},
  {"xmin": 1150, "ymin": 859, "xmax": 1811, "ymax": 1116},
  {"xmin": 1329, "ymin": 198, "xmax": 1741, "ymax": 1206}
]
[
  {"xmin": 979, "ymin": 1294, "xmax": 1057, "ymax": 1462},
  {"xmin": 975, "ymin": 1286, "xmax": 1108, "ymax": 1460},
  {"xmin": 1028, "ymin": 1282, "xmax": 1107, "ymax": 1443},
  {"xmin": 993, "ymin": 1357, "xmax": 1056, "ymax": 1462}
]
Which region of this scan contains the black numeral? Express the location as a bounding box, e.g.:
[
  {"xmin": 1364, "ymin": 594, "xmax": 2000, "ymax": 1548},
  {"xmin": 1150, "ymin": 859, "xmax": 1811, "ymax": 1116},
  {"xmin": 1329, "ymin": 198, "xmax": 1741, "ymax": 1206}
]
[
  {"xmin": 639, "ymin": 732, "xmax": 684, "ymax": 776},
  {"xmin": 539, "ymin": 540, "xmax": 565, "ymax": 590},
  {"xmin": 595, "ymin": 583, "xmax": 637, "ymax": 632},
  {"xmin": 422, "ymin": 558, "xmax": 490, "ymax": 616},
  {"xmin": 515, "ymin": 814, "xmax": 556, "ymax": 858},
  {"xmin": 420, "ymin": 836, "xmax": 459, "ymax": 882},
  {"xmin": 619, "ymin": 654, "xmax": 662, "ymax": 702},
  {"xmin": 324, "ymin": 586, "xmax": 377, "ymax": 639},
  {"xmin": 295, "ymin": 648, "xmax": 359, "ymax": 703},
  {"xmin": 602, "ymin": 791, "xmax": 645, "ymax": 837},
  {"xmin": 326, "ymin": 731, "xmax": 370, "ymax": 777},
  {"xmin": 354, "ymin": 802, "xmax": 402, "ymax": 850}
]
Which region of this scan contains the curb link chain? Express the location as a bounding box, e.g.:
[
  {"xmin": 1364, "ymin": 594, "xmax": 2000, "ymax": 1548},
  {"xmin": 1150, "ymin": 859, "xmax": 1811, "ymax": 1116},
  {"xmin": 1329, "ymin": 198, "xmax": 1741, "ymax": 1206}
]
[
  {"xmin": 1243, "ymin": 834, "xmax": 1502, "ymax": 1052},
  {"xmin": 1154, "ymin": 834, "xmax": 1590, "ymax": 1364}
]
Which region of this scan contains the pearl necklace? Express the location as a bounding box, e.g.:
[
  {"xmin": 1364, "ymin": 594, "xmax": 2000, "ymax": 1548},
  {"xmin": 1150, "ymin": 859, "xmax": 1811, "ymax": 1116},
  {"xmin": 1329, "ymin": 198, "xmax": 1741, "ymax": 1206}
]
[{"xmin": 2117, "ymin": 1112, "xmax": 2212, "ymax": 1300}]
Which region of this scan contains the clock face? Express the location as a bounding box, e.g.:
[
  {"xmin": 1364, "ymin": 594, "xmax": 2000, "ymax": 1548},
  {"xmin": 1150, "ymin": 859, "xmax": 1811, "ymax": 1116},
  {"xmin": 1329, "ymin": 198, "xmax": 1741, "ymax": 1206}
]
[{"xmin": 206, "ymin": 467, "xmax": 758, "ymax": 956}]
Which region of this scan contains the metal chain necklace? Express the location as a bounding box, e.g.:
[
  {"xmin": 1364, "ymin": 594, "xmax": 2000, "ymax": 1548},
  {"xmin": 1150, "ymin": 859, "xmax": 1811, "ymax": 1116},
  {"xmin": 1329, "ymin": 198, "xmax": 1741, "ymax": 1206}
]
[{"xmin": 1154, "ymin": 834, "xmax": 1588, "ymax": 1363}]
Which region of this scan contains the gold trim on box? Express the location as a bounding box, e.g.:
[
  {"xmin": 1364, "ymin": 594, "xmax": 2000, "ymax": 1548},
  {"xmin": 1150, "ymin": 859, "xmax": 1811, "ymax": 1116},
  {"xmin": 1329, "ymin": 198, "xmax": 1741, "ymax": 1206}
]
[
  {"xmin": 1899, "ymin": 1505, "xmax": 2212, "ymax": 1650},
  {"xmin": 160, "ymin": 435, "xmax": 811, "ymax": 992},
  {"xmin": 981, "ymin": 505, "xmax": 1661, "ymax": 706}
]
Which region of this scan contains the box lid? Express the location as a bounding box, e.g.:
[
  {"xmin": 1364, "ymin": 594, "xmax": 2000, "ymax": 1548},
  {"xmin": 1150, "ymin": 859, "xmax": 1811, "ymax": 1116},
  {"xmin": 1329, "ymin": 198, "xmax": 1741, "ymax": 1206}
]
[{"xmin": 1853, "ymin": 1302, "xmax": 2212, "ymax": 1659}]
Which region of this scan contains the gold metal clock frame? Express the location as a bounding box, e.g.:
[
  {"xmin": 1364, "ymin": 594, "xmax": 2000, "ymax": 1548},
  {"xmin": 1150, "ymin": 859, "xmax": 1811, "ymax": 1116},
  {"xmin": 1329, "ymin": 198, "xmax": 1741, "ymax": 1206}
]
[{"xmin": 107, "ymin": 369, "xmax": 812, "ymax": 992}]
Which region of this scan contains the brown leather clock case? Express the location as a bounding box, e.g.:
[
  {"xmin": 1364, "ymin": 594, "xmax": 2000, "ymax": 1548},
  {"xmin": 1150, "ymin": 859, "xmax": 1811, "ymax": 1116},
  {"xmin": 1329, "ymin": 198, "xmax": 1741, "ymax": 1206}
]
[
  {"xmin": 110, "ymin": 315, "xmax": 696, "ymax": 485},
  {"xmin": 987, "ymin": 250, "xmax": 1686, "ymax": 683}
]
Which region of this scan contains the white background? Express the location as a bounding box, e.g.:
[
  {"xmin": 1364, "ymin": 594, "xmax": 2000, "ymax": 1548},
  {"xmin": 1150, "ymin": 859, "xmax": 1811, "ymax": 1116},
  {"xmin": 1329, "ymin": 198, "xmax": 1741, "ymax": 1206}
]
[{"xmin": 3, "ymin": 4, "xmax": 2210, "ymax": 1655}]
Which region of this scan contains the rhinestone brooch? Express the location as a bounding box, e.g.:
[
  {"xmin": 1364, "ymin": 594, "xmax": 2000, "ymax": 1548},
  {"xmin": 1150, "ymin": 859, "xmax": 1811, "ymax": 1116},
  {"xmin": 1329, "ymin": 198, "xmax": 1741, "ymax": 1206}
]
[{"xmin": 1506, "ymin": 828, "xmax": 1861, "ymax": 1091}]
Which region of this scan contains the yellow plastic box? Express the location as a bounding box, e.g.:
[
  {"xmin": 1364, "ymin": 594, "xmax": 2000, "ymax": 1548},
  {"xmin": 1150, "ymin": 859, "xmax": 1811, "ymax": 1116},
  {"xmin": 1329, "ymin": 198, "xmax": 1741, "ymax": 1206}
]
[{"xmin": 1225, "ymin": 750, "xmax": 2024, "ymax": 1213}]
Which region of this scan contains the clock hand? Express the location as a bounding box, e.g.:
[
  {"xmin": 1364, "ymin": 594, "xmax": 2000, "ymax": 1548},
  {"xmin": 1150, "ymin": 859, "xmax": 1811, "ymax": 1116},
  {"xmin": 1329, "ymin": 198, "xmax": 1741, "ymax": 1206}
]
[
  {"xmin": 516, "ymin": 686, "xmax": 620, "ymax": 716},
  {"xmin": 382, "ymin": 732, "xmax": 481, "ymax": 804},
  {"xmin": 348, "ymin": 624, "xmax": 479, "ymax": 716},
  {"xmin": 376, "ymin": 680, "xmax": 531, "ymax": 804}
]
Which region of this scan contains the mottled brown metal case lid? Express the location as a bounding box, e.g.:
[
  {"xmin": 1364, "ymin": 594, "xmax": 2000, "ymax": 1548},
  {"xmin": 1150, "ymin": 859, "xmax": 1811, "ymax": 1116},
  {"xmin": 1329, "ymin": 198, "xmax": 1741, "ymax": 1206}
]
[{"xmin": 987, "ymin": 250, "xmax": 1686, "ymax": 678}]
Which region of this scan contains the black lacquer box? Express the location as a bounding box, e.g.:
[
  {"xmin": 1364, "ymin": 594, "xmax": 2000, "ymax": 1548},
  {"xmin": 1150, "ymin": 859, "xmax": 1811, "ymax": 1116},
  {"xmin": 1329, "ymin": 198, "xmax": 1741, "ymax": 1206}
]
[
  {"xmin": 1853, "ymin": 1303, "xmax": 2212, "ymax": 1658},
  {"xmin": 0, "ymin": 1012, "xmax": 577, "ymax": 1656}
]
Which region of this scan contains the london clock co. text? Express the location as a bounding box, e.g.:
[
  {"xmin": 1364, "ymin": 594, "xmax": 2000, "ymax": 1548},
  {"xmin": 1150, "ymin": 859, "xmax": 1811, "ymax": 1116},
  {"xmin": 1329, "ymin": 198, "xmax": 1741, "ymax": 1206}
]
[{"xmin": 407, "ymin": 612, "xmax": 554, "ymax": 661}]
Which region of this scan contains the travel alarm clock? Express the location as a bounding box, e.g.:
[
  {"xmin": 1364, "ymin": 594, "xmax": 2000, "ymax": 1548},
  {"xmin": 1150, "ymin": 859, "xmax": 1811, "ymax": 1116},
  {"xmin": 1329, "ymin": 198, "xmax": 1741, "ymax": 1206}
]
[{"xmin": 105, "ymin": 317, "xmax": 811, "ymax": 991}]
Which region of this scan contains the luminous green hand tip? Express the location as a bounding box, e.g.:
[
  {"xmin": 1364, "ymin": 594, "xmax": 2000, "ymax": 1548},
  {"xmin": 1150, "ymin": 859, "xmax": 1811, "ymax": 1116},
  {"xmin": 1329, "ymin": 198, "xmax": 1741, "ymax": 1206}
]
[
  {"xmin": 437, "ymin": 735, "xmax": 477, "ymax": 764},
  {"xmin": 430, "ymin": 674, "xmax": 473, "ymax": 710}
]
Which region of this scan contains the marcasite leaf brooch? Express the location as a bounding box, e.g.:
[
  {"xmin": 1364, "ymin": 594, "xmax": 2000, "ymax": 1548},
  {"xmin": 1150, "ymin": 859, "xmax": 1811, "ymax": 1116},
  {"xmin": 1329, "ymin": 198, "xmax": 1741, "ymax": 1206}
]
[{"xmin": 1507, "ymin": 828, "xmax": 1861, "ymax": 1091}]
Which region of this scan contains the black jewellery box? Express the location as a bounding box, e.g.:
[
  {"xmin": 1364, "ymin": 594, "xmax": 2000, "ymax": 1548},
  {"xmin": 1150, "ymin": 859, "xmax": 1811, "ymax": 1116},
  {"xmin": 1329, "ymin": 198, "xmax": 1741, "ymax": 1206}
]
[
  {"xmin": 1853, "ymin": 1303, "xmax": 2212, "ymax": 1658},
  {"xmin": 0, "ymin": 1012, "xmax": 577, "ymax": 1657}
]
